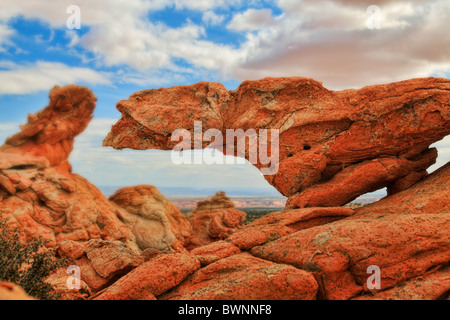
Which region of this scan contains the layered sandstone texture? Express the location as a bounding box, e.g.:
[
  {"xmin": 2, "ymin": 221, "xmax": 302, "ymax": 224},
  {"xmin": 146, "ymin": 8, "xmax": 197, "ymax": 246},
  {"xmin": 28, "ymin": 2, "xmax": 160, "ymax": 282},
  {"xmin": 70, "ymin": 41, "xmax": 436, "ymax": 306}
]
[{"xmin": 104, "ymin": 77, "xmax": 450, "ymax": 208}]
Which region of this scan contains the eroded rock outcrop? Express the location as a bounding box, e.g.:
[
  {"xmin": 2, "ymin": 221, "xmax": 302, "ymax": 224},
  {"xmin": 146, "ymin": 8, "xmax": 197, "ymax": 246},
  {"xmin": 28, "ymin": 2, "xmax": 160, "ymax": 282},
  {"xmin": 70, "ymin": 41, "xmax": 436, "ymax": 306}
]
[
  {"xmin": 104, "ymin": 77, "xmax": 450, "ymax": 208},
  {"xmin": 0, "ymin": 86, "xmax": 192, "ymax": 258},
  {"xmin": 186, "ymin": 192, "xmax": 246, "ymax": 249},
  {"xmin": 109, "ymin": 185, "xmax": 192, "ymax": 252},
  {"xmin": 0, "ymin": 85, "xmax": 134, "ymax": 248},
  {"xmin": 227, "ymin": 207, "xmax": 354, "ymax": 250}
]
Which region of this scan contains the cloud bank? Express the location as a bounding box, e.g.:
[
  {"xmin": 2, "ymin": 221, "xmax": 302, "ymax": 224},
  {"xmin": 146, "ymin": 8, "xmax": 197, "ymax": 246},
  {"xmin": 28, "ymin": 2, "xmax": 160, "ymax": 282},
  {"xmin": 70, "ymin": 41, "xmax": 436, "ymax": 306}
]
[{"xmin": 0, "ymin": 0, "xmax": 448, "ymax": 90}]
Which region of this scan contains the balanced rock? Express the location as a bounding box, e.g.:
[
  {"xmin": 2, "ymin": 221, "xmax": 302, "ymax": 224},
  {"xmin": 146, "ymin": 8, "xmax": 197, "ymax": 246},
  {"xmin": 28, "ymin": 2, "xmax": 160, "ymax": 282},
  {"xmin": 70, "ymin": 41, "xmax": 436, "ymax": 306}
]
[
  {"xmin": 104, "ymin": 77, "xmax": 450, "ymax": 208},
  {"xmin": 186, "ymin": 192, "xmax": 246, "ymax": 249}
]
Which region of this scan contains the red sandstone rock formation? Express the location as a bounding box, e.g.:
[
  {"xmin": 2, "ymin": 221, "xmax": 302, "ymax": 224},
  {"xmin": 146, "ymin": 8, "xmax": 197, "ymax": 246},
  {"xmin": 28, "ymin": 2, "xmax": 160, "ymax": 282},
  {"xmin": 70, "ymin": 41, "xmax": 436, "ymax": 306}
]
[
  {"xmin": 0, "ymin": 85, "xmax": 132, "ymax": 247},
  {"xmin": 56, "ymin": 239, "xmax": 144, "ymax": 292},
  {"xmin": 0, "ymin": 86, "xmax": 190, "ymax": 256},
  {"xmin": 104, "ymin": 77, "xmax": 450, "ymax": 208},
  {"xmin": 1, "ymin": 80, "xmax": 449, "ymax": 301},
  {"xmin": 186, "ymin": 192, "xmax": 246, "ymax": 249}
]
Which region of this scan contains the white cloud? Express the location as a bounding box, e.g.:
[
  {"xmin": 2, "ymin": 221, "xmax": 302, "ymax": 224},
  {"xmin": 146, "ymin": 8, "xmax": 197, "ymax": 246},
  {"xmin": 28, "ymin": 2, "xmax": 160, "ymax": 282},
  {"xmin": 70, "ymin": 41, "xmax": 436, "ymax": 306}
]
[
  {"xmin": 229, "ymin": 0, "xmax": 450, "ymax": 89},
  {"xmin": 202, "ymin": 10, "xmax": 226, "ymax": 26},
  {"xmin": 0, "ymin": 23, "xmax": 14, "ymax": 51},
  {"xmin": 0, "ymin": 122, "xmax": 20, "ymax": 144},
  {"xmin": 228, "ymin": 8, "xmax": 276, "ymax": 31},
  {"xmin": 1, "ymin": 0, "xmax": 449, "ymax": 90},
  {"xmin": 429, "ymin": 135, "xmax": 450, "ymax": 173},
  {"xmin": 0, "ymin": 61, "xmax": 111, "ymax": 95},
  {"xmin": 173, "ymin": 0, "xmax": 242, "ymax": 11}
]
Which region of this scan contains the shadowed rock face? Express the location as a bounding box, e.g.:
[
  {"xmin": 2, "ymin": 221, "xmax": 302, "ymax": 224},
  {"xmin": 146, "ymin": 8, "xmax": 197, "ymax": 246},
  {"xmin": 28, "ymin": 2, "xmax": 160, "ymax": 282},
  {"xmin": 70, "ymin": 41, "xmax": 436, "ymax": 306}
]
[{"xmin": 103, "ymin": 77, "xmax": 450, "ymax": 208}]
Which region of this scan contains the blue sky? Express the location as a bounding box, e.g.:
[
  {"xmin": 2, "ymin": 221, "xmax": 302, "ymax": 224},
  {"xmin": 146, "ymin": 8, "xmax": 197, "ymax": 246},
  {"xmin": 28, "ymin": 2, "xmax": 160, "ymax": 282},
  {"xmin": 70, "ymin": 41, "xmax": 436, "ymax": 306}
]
[{"xmin": 0, "ymin": 0, "xmax": 449, "ymax": 195}]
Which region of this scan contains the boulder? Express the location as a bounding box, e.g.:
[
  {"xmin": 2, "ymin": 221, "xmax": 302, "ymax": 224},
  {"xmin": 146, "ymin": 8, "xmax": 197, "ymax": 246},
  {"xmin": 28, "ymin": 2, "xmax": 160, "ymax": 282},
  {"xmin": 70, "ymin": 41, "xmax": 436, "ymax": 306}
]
[
  {"xmin": 249, "ymin": 163, "xmax": 450, "ymax": 300},
  {"xmin": 160, "ymin": 252, "xmax": 318, "ymax": 300},
  {"xmin": 353, "ymin": 266, "xmax": 450, "ymax": 300},
  {"xmin": 93, "ymin": 253, "xmax": 201, "ymax": 300}
]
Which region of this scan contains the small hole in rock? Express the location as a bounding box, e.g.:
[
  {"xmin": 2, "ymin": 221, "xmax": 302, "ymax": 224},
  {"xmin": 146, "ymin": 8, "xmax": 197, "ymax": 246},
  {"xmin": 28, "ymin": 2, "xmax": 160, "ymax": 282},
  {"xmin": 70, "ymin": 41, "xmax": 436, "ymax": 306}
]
[{"xmin": 303, "ymin": 145, "xmax": 311, "ymax": 151}]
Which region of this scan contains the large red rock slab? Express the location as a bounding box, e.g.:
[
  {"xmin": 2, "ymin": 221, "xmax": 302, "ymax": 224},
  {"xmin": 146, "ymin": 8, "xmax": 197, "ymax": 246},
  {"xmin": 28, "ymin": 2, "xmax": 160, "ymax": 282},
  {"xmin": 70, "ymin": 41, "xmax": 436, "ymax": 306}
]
[
  {"xmin": 93, "ymin": 253, "xmax": 201, "ymax": 300},
  {"xmin": 104, "ymin": 77, "xmax": 450, "ymax": 207},
  {"xmin": 159, "ymin": 252, "xmax": 318, "ymax": 300},
  {"xmin": 251, "ymin": 213, "xmax": 450, "ymax": 300},
  {"xmin": 286, "ymin": 149, "xmax": 437, "ymax": 208},
  {"xmin": 227, "ymin": 207, "xmax": 354, "ymax": 250},
  {"xmin": 352, "ymin": 162, "xmax": 450, "ymax": 218},
  {"xmin": 103, "ymin": 81, "xmax": 229, "ymax": 151}
]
